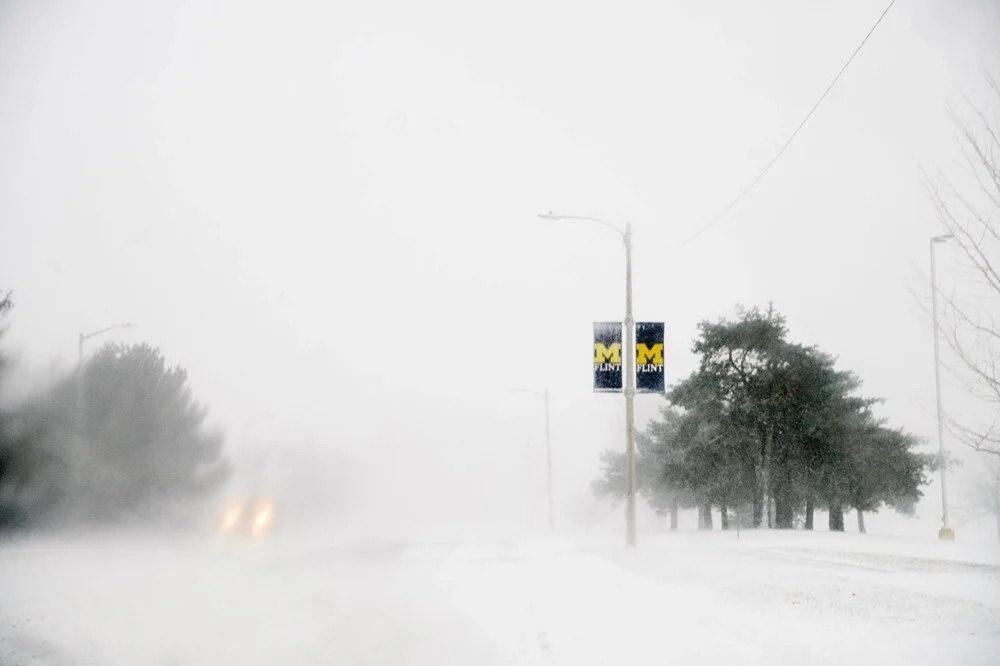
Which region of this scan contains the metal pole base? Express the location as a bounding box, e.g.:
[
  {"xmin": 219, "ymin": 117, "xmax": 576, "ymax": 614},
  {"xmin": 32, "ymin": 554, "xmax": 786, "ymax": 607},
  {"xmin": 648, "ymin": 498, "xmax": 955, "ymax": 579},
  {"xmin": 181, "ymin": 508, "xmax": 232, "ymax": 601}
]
[{"xmin": 938, "ymin": 527, "xmax": 955, "ymax": 541}]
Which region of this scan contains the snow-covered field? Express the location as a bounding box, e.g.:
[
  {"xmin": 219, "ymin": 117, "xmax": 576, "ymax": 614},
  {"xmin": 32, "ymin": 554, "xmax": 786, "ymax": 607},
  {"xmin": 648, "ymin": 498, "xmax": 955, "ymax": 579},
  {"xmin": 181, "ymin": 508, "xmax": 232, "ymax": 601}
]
[{"xmin": 1, "ymin": 528, "xmax": 997, "ymax": 665}]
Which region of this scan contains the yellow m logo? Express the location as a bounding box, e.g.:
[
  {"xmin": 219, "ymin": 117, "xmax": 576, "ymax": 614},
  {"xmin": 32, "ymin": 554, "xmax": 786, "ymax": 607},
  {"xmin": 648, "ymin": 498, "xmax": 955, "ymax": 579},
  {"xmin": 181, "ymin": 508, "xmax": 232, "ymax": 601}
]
[
  {"xmin": 594, "ymin": 342, "xmax": 622, "ymax": 364},
  {"xmin": 636, "ymin": 343, "xmax": 664, "ymax": 365}
]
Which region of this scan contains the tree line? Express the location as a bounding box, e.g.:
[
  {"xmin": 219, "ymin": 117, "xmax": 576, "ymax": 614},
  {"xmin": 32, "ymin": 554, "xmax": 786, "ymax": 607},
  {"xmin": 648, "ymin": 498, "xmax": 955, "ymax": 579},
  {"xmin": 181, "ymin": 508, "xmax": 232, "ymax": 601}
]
[
  {"xmin": 0, "ymin": 293, "xmax": 228, "ymax": 528},
  {"xmin": 595, "ymin": 306, "xmax": 933, "ymax": 532}
]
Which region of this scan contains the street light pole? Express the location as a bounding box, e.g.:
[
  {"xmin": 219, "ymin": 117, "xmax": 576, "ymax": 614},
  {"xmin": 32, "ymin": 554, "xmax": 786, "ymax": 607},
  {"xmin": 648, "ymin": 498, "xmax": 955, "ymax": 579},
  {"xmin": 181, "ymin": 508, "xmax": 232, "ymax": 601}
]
[
  {"xmin": 930, "ymin": 234, "xmax": 954, "ymax": 540},
  {"xmin": 75, "ymin": 321, "xmax": 135, "ymax": 489},
  {"xmin": 510, "ymin": 387, "xmax": 556, "ymax": 532},
  {"xmin": 543, "ymin": 388, "xmax": 554, "ymax": 532},
  {"xmin": 623, "ymin": 224, "xmax": 636, "ymax": 547},
  {"xmin": 538, "ymin": 212, "xmax": 637, "ymax": 547}
]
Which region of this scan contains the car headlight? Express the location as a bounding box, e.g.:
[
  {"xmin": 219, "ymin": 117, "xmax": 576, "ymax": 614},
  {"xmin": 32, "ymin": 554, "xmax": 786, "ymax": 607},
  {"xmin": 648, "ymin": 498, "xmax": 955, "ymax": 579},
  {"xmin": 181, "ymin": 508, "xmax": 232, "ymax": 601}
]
[
  {"xmin": 219, "ymin": 503, "xmax": 244, "ymax": 534},
  {"xmin": 250, "ymin": 500, "xmax": 275, "ymax": 537}
]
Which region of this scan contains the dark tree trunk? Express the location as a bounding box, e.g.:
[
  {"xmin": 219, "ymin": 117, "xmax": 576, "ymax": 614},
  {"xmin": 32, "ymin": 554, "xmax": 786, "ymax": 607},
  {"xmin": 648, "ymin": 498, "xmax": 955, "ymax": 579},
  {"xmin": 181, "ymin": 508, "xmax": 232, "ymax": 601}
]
[
  {"xmin": 804, "ymin": 497, "xmax": 814, "ymax": 530},
  {"xmin": 829, "ymin": 504, "xmax": 844, "ymax": 531},
  {"xmin": 669, "ymin": 498, "xmax": 679, "ymax": 531},
  {"xmin": 753, "ymin": 445, "xmax": 765, "ymax": 528},
  {"xmin": 857, "ymin": 509, "xmax": 866, "ymax": 534},
  {"xmin": 774, "ymin": 490, "xmax": 793, "ymax": 529},
  {"xmin": 720, "ymin": 503, "xmax": 730, "ymax": 530},
  {"xmin": 762, "ymin": 425, "xmax": 774, "ymax": 528},
  {"xmin": 698, "ymin": 503, "xmax": 713, "ymax": 530}
]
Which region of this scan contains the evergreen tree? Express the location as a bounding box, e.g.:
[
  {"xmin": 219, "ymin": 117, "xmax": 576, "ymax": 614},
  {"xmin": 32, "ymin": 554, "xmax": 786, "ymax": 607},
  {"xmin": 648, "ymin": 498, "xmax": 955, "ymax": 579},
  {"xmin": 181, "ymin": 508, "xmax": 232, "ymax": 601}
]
[
  {"xmin": 594, "ymin": 306, "xmax": 932, "ymax": 534},
  {"xmin": 3, "ymin": 342, "xmax": 229, "ymax": 526}
]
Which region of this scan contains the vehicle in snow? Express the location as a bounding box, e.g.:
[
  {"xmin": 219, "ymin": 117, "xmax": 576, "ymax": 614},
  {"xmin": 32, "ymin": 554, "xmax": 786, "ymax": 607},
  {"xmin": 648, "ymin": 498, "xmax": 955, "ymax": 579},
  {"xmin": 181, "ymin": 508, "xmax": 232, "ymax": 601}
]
[{"xmin": 216, "ymin": 497, "xmax": 276, "ymax": 537}]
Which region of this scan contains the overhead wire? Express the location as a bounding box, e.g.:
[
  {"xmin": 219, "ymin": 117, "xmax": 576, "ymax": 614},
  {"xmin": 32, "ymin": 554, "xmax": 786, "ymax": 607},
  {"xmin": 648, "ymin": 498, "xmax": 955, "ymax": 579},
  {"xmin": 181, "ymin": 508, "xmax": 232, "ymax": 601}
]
[{"xmin": 684, "ymin": 0, "xmax": 900, "ymax": 243}]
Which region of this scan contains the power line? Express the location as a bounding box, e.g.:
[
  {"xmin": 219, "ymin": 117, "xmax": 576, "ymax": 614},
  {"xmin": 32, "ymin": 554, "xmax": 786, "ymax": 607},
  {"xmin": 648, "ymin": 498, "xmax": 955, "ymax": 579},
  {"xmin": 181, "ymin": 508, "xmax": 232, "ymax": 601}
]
[{"xmin": 685, "ymin": 0, "xmax": 899, "ymax": 243}]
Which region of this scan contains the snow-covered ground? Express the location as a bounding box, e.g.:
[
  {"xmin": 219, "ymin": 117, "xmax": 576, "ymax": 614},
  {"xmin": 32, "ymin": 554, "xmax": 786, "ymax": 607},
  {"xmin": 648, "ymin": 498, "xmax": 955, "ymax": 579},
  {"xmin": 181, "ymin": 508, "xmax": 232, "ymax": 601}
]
[{"xmin": 1, "ymin": 528, "xmax": 997, "ymax": 665}]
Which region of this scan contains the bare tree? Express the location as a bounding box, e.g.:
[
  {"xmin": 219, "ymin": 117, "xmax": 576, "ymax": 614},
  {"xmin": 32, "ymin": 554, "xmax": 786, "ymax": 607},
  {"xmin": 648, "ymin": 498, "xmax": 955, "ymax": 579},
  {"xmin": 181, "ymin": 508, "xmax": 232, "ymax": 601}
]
[
  {"xmin": 926, "ymin": 75, "xmax": 1000, "ymax": 458},
  {"xmin": 965, "ymin": 458, "xmax": 1000, "ymax": 542}
]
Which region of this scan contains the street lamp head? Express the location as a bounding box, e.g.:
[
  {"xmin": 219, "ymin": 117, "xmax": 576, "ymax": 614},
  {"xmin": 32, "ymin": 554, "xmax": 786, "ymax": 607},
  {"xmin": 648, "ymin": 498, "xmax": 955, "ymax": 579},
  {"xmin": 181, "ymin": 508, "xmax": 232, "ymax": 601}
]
[
  {"xmin": 536, "ymin": 212, "xmax": 625, "ymax": 237},
  {"xmin": 931, "ymin": 234, "xmax": 954, "ymax": 243},
  {"xmin": 81, "ymin": 321, "xmax": 137, "ymax": 342}
]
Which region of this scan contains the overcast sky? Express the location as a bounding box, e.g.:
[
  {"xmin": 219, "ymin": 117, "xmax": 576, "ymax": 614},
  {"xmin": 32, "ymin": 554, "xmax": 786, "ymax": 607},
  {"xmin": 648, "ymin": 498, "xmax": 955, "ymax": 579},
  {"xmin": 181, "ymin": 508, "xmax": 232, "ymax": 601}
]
[{"xmin": 2, "ymin": 0, "xmax": 999, "ymax": 535}]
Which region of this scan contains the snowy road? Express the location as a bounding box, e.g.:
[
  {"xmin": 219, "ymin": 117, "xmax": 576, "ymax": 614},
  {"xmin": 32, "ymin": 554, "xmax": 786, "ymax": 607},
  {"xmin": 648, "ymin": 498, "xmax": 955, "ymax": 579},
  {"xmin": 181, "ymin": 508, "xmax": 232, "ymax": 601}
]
[{"xmin": 1, "ymin": 529, "xmax": 998, "ymax": 665}]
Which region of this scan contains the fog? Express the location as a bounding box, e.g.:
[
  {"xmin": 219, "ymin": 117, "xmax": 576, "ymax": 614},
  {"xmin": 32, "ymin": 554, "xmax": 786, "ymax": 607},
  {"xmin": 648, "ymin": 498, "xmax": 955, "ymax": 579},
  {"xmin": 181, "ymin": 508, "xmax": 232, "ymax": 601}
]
[{"xmin": 2, "ymin": 1, "xmax": 1000, "ymax": 663}]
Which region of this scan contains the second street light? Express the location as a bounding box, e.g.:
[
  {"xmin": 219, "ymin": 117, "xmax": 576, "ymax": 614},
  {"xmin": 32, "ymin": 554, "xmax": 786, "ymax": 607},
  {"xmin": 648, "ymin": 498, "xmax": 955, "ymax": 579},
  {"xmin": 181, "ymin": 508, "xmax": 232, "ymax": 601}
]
[
  {"xmin": 76, "ymin": 321, "xmax": 136, "ymax": 470},
  {"xmin": 539, "ymin": 212, "xmax": 638, "ymax": 548},
  {"xmin": 930, "ymin": 233, "xmax": 954, "ymax": 541},
  {"xmin": 509, "ymin": 388, "xmax": 554, "ymax": 532}
]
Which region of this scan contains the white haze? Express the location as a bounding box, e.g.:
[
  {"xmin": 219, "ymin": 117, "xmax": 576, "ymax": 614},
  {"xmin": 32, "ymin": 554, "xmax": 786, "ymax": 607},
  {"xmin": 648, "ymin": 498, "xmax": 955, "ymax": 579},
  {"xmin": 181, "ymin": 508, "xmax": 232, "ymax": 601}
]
[
  {"xmin": 4, "ymin": 3, "xmax": 1000, "ymax": 665},
  {"xmin": 2, "ymin": 0, "xmax": 1000, "ymax": 539}
]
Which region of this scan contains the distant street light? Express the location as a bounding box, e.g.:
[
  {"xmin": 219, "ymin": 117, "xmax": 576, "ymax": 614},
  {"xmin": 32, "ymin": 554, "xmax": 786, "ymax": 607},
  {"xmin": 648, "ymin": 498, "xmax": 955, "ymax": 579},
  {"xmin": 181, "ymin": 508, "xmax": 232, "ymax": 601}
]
[
  {"xmin": 538, "ymin": 211, "xmax": 637, "ymax": 548},
  {"xmin": 510, "ymin": 388, "xmax": 555, "ymax": 532},
  {"xmin": 930, "ymin": 233, "xmax": 954, "ymax": 540},
  {"xmin": 75, "ymin": 321, "xmax": 135, "ymax": 459},
  {"xmin": 78, "ymin": 322, "xmax": 135, "ymax": 367}
]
